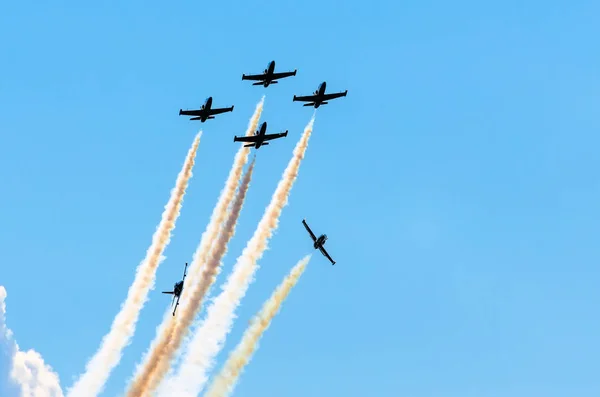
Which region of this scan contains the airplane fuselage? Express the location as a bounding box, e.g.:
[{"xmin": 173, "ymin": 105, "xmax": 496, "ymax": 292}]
[
  {"xmin": 173, "ymin": 281, "xmax": 183, "ymax": 297},
  {"xmin": 312, "ymin": 82, "xmax": 327, "ymax": 107},
  {"xmin": 198, "ymin": 97, "xmax": 213, "ymax": 121},
  {"xmin": 253, "ymin": 121, "xmax": 268, "ymax": 148},
  {"xmin": 314, "ymin": 234, "xmax": 327, "ymax": 249},
  {"xmin": 261, "ymin": 61, "xmax": 276, "ymax": 87}
]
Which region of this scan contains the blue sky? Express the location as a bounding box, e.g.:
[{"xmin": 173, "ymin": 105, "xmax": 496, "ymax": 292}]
[{"xmin": 1, "ymin": 0, "xmax": 599, "ymax": 396}]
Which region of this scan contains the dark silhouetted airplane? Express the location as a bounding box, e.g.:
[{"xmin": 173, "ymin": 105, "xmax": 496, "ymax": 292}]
[
  {"xmin": 302, "ymin": 219, "xmax": 336, "ymax": 265},
  {"xmin": 293, "ymin": 82, "xmax": 347, "ymax": 108},
  {"xmin": 233, "ymin": 121, "xmax": 288, "ymax": 149},
  {"xmin": 179, "ymin": 97, "xmax": 234, "ymax": 122},
  {"xmin": 242, "ymin": 60, "xmax": 297, "ymax": 87}
]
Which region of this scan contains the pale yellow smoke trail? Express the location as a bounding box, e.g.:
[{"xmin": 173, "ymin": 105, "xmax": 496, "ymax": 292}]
[
  {"xmin": 155, "ymin": 157, "xmax": 257, "ymax": 396},
  {"xmin": 204, "ymin": 255, "xmax": 310, "ymax": 397},
  {"xmin": 129, "ymin": 156, "xmax": 256, "ymax": 396},
  {"xmin": 126, "ymin": 100, "xmax": 264, "ymax": 396},
  {"xmin": 66, "ymin": 132, "xmax": 201, "ymax": 397},
  {"xmin": 157, "ymin": 117, "xmax": 315, "ymax": 397}
]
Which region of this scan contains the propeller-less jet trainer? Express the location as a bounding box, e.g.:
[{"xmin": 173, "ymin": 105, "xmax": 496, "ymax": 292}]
[
  {"xmin": 293, "ymin": 82, "xmax": 347, "ymax": 108},
  {"xmin": 302, "ymin": 219, "xmax": 336, "ymax": 265},
  {"xmin": 233, "ymin": 121, "xmax": 288, "ymax": 149},
  {"xmin": 162, "ymin": 262, "xmax": 187, "ymax": 316},
  {"xmin": 179, "ymin": 97, "xmax": 234, "ymax": 122},
  {"xmin": 242, "ymin": 60, "xmax": 297, "ymax": 87}
]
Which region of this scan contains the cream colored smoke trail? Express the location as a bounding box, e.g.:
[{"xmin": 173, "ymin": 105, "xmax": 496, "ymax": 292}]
[
  {"xmin": 126, "ymin": 100, "xmax": 264, "ymax": 396},
  {"xmin": 154, "ymin": 157, "xmax": 257, "ymax": 396},
  {"xmin": 159, "ymin": 117, "xmax": 315, "ymax": 397},
  {"xmin": 66, "ymin": 132, "xmax": 201, "ymax": 397},
  {"xmin": 204, "ymin": 255, "xmax": 310, "ymax": 397},
  {"xmin": 1, "ymin": 286, "xmax": 64, "ymax": 397}
]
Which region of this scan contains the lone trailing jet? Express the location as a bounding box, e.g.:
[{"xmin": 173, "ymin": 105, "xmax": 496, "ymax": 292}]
[
  {"xmin": 293, "ymin": 82, "xmax": 347, "ymax": 108},
  {"xmin": 179, "ymin": 97, "xmax": 234, "ymax": 122},
  {"xmin": 233, "ymin": 121, "xmax": 288, "ymax": 149},
  {"xmin": 302, "ymin": 219, "xmax": 336, "ymax": 265},
  {"xmin": 242, "ymin": 60, "xmax": 297, "ymax": 87},
  {"xmin": 162, "ymin": 262, "xmax": 187, "ymax": 316}
]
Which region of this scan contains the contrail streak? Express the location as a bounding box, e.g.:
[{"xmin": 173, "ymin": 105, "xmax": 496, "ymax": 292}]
[
  {"xmin": 126, "ymin": 100, "xmax": 264, "ymax": 396},
  {"xmin": 1, "ymin": 286, "xmax": 64, "ymax": 397},
  {"xmin": 203, "ymin": 255, "xmax": 310, "ymax": 397},
  {"xmin": 66, "ymin": 132, "xmax": 201, "ymax": 397},
  {"xmin": 159, "ymin": 116, "xmax": 315, "ymax": 397}
]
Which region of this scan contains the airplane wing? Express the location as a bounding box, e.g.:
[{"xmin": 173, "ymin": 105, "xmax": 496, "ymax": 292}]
[
  {"xmin": 293, "ymin": 94, "xmax": 318, "ymax": 102},
  {"xmin": 233, "ymin": 135, "xmax": 259, "ymax": 143},
  {"xmin": 319, "ymin": 247, "xmax": 336, "ymax": 265},
  {"xmin": 207, "ymin": 106, "xmax": 234, "ymax": 115},
  {"xmin": 321, "ymin": 91, "xmax": 348, "ymax": 101},
  {"xmin": 262, "ymin": 132, "xmax": 287, "ymax": 141},
  {"xmin": 242, "ymin": 73, "xmax": 267, "ymax": 81},
  {"xmin": 179, "ymin": 109, "xmax": 205, "ymax": 116},
  {"xmin": 271, "ymin": 71, "xmax": 296, "ymax": 80},
  {"xmin": 302, "ymin": 219, "xmax": 317, "ymax": 242},
  {"xmin": 172, "ymin": 295, "xmax": 181, "ymax": 316}
]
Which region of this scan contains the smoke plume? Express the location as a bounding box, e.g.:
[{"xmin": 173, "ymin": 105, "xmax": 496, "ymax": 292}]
[
  {"xmin": 1, "ymin": 286, "xmax": 64, "ymax": 397},
  {"xmin": 126, "ymin": 100, "xmax": 264, "ymax": 396},
  {"xmin": 158, "ymin": 116, "xmax": 315, "ymax": 397},
  {"xmin": 66, "ymin": 132, "xmax": 201, "ymax": 397},
  {"xmin": 204, "ymin": 255, "xmax": 310, "ymax": 397}
]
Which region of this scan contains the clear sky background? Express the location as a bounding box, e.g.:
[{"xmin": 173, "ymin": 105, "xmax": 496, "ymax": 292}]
[{"xmin": 1, "ymin": 1, "xmax": 599, "ymax": 396}]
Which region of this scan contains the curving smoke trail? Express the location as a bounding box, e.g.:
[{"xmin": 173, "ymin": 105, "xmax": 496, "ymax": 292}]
[
  {"xmin": 204, "ymin": 255, "xmax": 310, "ymax": 397},
  {"xmin": 1, "ymin": 286, "xmax": 64, "ymax": 397},
  {"xmin": 126, "ymin": 100, "xmax": 264, "ymax": 396},
  {"xmin": 66, "ymin": 132, "xmax": 202, "ymax": 397},
  {"xmin": 158, "ymin": 116, "xmax": 315, "ymax": 397}
]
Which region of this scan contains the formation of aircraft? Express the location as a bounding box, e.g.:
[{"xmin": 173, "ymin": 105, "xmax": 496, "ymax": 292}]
[
  {"xmin": 179, "ymin": 60, "xmax": 348, "ymax": 124},
  {"xmin": 162, "ymin": 262, "xmax": 187, "ymax": 316},
  {"xmin": 166, "ymin": 60, "xmax": 342, "ymax": 314},
  {"xmin": 242, "ymin": 60, "xmax": 297, "ymax": 87},
  {"xmin": 179, "ymin": 96, "xmax": 234, "ymax": 122},
  {"xmin": 302, "ymin": 219, "xmax": 336, "ymax": 265},
  {"xmin": 233, "ymin": 121, "xmax": 288, "ymax": 149}
]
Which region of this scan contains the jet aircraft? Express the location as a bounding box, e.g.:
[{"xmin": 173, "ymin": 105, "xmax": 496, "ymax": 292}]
[
  {"xmin": 162, "ymin": 262, "xmax": 187, "ymax": 316},
  {"xmin": 179, "ymin": 97, "xmax": 234, "ymax": 122},
  {"xmin": 242, "ymin": 60, "xmax": 297, "ymax": 87},
  {"xmin": 302, "ymin": 219, "xmax": 336, "ymax": 265},
  {"xmin": 233, "ymin": 121, "xmax": 288, "ymax": 149},
  {"xmin": 293, "ymin": 82, "xmax": 347, "ymax": 108}
]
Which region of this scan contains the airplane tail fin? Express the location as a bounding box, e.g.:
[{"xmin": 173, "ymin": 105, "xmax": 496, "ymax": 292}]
[
  {"xmin": 190, "ymin": 117, "xmax": 202, "ymax": 121},
  {"xmin": 207, "ymin": 116, "xmax": 215, "ymax": 119},
  {"xmin": 252, "ymin": 82, "xmax": 263, "ymax": 86},
  {"xmin": 321, "ymin": 102, "xmax": 329, "ymax": 105},
  {"xmin": 262, "ymin": 142, "xmax": 270, "ymax": 145},
  {"xmin": 162, "ymin": 291, "xmax": 174, "ymax": 294},
  {"xmin": 303, "ymin": 103, "xmax": 315, "ymax": 107},
  {"xmin": 244, "ymin": 143, "xmax": 256, "ymax": 148},
  {"xmin": 271, "ymin": 81, "xmax": 278, "ymax": 84}
]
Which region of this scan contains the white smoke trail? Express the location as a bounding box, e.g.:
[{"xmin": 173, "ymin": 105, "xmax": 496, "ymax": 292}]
[
  {"xmin": 126, "ymin": 100, "xmax": 264, "ymax": 396},
  {"xmin": 1, "ymin": 286, "xmax": 64, "ymax": 397},
  {"xmin": 161, "ymin": 116, "xmax": 315, "ymax": 397},
  {"xmin": 66, "ymin": 132, "xmax": 201, "ymax": 397},
  {"xmin": 203, "ymin": 255, "xmax": 310, "ymax": 397}
]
